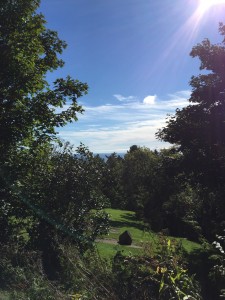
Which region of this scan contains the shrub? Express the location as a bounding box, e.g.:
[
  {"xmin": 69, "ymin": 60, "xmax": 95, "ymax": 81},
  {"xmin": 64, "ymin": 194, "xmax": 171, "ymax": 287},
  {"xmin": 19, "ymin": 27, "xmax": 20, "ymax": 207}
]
[
  {"xmin": 209, "ymin": 232, "xmax": 225, "ymax": 299},
  {"xmin": 112, "ymin": 237, "xmax": 202, "ymax": 300},
  {"xmin": 0, "ymin": 243, "xmax": 67, "ymax": 299}
]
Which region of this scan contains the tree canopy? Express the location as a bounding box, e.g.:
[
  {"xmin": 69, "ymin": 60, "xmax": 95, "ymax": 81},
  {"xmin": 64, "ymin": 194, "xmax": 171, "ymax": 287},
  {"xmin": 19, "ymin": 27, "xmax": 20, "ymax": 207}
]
[
  {"xmin": 157, "ymin": 23, "xmax": 225, "ymax": 188},
  {"xmin": 0, "ymin": 0, "xmax": 88, "ymax": 156},
  {"xmin": 0, "ymin": 0, "xmax": 107, "ymax": 279}
]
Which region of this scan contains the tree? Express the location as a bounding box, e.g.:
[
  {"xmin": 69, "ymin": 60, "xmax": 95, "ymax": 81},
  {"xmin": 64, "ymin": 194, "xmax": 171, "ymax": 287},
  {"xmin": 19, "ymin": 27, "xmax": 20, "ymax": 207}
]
[
  {"xmin": 102, "ymin": 153, "xmax": 126, "ymax": 208},
  {"xmin": 0, "ymin": 143, "xmax": 110, "ymax": 281},
  {"xmin": 0, "ymin": 0, "xmax": 89, "ymax": 244},
  {"xmin": 122, "ymin": 146, "xmax": 159, "ymax": 214},
  {"xmin": 142, "ymin": 148, "xmax": 184, "ymax": 231},
  {"xmin": 157, "ymin": 23, "xmax": 225, "ymax": 236},
  {"xmin": 0, "ymin": 0, "xmax": 87, "ymax": 158},
  {"xmin": 0, "ymin": 0, "xmax": 97, "ymax": 280},
  {"xmin": 157, "ymin": 23, "xmax": 225, "ymax": 187},
  {"xmin": 18, "ymin": 144, "xmax": 109, "ymax": 276}
]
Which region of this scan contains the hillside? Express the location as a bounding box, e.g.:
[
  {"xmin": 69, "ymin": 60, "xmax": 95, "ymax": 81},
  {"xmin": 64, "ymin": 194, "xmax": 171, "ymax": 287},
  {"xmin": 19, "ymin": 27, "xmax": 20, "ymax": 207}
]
[{"xmin": 96, "ymin": 208, "xmax": 202, "ymax": 258}]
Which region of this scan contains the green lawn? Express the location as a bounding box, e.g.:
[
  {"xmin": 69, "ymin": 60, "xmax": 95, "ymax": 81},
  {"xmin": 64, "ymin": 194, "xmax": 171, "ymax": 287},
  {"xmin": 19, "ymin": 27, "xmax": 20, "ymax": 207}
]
[{"xmin": 96, "ymin": 208, "xmax": 202, "ymax": 259}]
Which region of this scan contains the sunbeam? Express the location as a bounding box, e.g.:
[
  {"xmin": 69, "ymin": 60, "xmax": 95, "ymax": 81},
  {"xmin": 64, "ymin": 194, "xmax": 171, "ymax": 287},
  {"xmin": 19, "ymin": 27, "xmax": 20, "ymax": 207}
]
[{"xmin": 198, "ymin": 0, "xmax": 225, "ymax": 13}]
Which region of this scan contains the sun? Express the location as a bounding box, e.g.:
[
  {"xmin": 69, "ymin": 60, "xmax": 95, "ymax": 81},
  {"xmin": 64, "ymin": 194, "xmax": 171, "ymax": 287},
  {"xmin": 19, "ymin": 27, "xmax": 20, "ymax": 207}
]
[{"xmin": 199, "ymin": 0, "xmax": 225, "ymax": 12}]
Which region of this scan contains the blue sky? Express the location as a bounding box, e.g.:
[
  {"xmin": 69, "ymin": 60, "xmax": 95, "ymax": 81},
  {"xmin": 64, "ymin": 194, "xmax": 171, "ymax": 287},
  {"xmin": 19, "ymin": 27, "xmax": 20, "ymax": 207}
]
[{"xmin": 40, "ymin": 0, "xmax": 225, "ymax": 153}]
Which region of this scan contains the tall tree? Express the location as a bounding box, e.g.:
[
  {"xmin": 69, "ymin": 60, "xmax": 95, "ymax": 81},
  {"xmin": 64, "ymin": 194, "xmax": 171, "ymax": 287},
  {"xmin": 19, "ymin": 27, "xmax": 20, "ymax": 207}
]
[
  {"xmin": 0, "ymin": 2, "xmax": 112, "ymax": 284},
  {"xmin": 0, "ymin": 0, "xmax": 87, "ymax": 157},
  {"xmin": 102, "ymin": 153, "xmax": 126, "ymax": 208},
  {"xmin": 157, "ymin": 23, "xmax": 225, "ymax": 236},
  {"xmin": 157, "ymin": 23, "xmax": 225, "ymax": 186},
  {"xmin": 0, "ymin": 0, "xmax": 88, "ymax": 236},
  {"xmin": 122, "ymin": 146, "xmax": 159, "ymax": 213}
]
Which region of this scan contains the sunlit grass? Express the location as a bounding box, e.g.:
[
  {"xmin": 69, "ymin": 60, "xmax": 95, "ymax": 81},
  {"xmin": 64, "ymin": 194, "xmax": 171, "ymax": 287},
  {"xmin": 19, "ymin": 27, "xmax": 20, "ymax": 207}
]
[
  {"xmin": 95, "ymin": 242, "xmax": 142, "ymax": 259},
  {"xmin": 95, "ymin": 208, "xmax": 203, "ymax": 259}
]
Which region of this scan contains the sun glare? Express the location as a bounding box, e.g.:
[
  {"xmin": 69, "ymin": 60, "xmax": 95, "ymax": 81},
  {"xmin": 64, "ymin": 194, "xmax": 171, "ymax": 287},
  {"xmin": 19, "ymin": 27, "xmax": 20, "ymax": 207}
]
[{"xmin": 199, "ymin": 0, "xmax": 225, "ymax": 12}]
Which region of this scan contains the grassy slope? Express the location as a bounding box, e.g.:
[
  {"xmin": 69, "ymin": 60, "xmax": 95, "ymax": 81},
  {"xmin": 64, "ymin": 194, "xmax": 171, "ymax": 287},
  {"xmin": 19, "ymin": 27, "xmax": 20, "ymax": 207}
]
[{"xmin": 96, "ymin": 208, "xmax": 202, "ymax": 259}]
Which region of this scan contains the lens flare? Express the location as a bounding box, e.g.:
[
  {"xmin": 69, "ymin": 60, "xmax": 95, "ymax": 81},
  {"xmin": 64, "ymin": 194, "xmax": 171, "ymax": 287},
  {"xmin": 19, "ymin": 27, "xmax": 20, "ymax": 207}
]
[{"xmin": 199, "ymin": 0, "xmax": 225, "ymax": 12}]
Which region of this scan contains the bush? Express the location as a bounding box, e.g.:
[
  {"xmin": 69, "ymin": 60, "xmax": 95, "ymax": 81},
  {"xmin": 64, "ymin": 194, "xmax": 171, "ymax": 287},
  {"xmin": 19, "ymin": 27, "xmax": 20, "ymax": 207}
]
[
  {"xmin": 209, "ymin": 232, "xmax": 225, "ymax": 299},
  {"xmin": 0, "ymin": 243, "xmax": 67, "ymax": 299},
  {"xmin": 58, "ymin": 243, "xmax": 117, "ymax": 300},
  {"xmin": 112, "ymin": 237, "xmax": 202, "ymax": 300}
]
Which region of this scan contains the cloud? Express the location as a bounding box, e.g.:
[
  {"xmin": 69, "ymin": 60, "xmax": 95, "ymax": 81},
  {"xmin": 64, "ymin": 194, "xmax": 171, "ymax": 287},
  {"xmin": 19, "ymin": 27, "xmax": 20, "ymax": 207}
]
[
  {"xmin": 57, "ymin": 90, "xmax": 191, "ymax": 153},
  {"xmin": 143, "ymin": 95, "xmax": 157, "ymax": 105},
  {"xmin": 59, "ymin": 119, "xmax": 169, "ymax": 153},
  {"xmin": 113, "ymin": 94, "xmax": 136, "ymax": 102},
  {"xmin": 165, "ymin": 90, "xmax": 191, "ymax": 107}
]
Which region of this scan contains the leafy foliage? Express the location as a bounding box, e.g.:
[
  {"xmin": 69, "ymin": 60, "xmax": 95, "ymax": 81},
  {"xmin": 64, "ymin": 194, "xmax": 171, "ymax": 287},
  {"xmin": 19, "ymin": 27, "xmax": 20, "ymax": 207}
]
[
  {"xmin": 0, "ymin": 143, "xmax": 109, "ymax": 279},
  {"xmin": 209, "ymin": 232, "xmax": 225, "ymax": 298},
  {"xmin": 0, "ymin": 0, "xmax": 87, "ymax": 155},
  {"xmin": 112, "ymin": 237, "xmax": 201, "ymax": 300},
  {"xmin": 102, "ymin": 153, "xmax": 126, "ymax": 209},
  {"xmin": 122, "ymin": 146, "xmax": 159, "ymax": 213},
  {"xmin": 0, "ymin": 0, "xmax": 99, "ymax": 282},
  {"xmin": 158, "ymin": 23, "xmax": 225, "ymax": 179},
  {"xmin": 157, "ymin": 23, "xmax": 225, "ymax": 238}
]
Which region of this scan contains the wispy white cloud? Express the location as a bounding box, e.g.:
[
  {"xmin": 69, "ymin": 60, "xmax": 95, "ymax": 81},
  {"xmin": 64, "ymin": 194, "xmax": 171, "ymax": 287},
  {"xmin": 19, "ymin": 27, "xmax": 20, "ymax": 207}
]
[
  {"xmin": 59, "ymin": 119, "xmax": 168, "ymax": 153},
  {"xmin": 165, "ymin": 90, "xmax": 191, "ymax": 107},
  {"xmin": 113, "ymin": 94, "xmax": 136, "ymax": 102},
  {"xmin": 57, "ymin": 90, "xmax": 191, "ymax": 153}
]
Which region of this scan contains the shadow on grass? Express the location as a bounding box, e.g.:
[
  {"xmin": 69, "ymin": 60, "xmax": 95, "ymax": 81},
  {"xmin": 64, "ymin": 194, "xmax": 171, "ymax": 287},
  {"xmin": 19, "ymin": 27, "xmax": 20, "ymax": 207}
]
[
  {"xmin": 109, "ymin": 220, "xmax": 145, "ymax": 231},
  {"xmin": 109, "ymin": 212, "xmax": 149, "ymax": 231},
  {"xmin": 120, "ymin": 212, "xmax": 139, "ymax": 222}
]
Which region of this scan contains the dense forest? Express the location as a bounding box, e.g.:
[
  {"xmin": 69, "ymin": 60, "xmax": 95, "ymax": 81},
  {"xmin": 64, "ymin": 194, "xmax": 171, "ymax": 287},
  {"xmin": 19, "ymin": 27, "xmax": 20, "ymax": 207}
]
[{"xmin": 0, "ymin": 1, "xmax": 225, "ymax": 299}]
